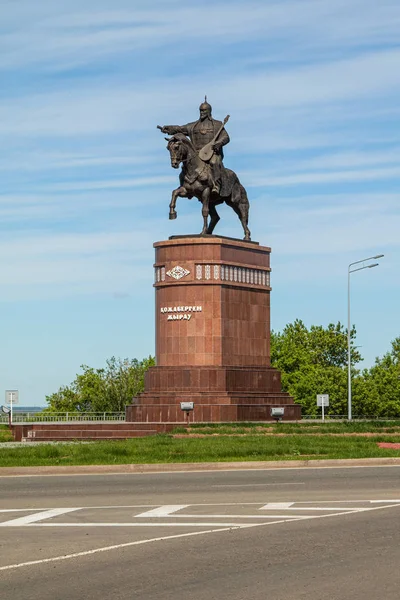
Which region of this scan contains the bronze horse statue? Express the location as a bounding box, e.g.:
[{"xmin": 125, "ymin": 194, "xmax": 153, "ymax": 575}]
[{"xmin": 164, "ymin": 133, "xmax": 251, "ymax": 240}]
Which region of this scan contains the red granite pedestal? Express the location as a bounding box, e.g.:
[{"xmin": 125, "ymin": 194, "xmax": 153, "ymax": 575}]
[{"xmin": 126, "ymin": 235, "xmax": 301, "ymax": 423}]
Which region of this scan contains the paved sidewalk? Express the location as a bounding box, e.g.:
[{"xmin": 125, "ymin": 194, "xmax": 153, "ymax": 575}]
[{"xmin": 1, "ymin": 456, "xmax": 400, "ymax": 476}]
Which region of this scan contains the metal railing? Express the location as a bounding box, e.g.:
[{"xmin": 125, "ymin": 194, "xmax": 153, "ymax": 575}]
[
  {"xmin": 1, "ymin": 412, "xmax": 398, "ymax": 425},
  {"xmin": 0, "ymin": 412, "xmax": 126, "ymax": 424},
  {"xmin": 301, "ymin": 415, "xmax": 400, "ymax": 421}
]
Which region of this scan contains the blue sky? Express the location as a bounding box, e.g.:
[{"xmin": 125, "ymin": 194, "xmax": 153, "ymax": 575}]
[{"xmin": 1, "ymin": 0, "xmax": 399, "ymax": 406}]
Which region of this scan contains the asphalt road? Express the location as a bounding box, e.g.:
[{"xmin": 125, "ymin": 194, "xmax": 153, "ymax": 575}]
[{"xmin": 1, "ymin": 465, "xmax": 400, "ymax": 599}]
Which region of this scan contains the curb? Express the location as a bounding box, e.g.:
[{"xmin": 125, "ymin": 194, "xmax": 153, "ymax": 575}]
[{"xmin": 1, "ymin": 457, "xmax": 400, "ymax": 476}]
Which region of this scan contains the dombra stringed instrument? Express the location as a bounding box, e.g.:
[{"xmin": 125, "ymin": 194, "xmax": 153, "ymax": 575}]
[{"xmin": 198, "ymin": 115, "xmax": 230, "ymax": 162}]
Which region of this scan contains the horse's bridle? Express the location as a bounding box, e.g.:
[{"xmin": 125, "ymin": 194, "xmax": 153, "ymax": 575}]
[
  {"xmin": 169, "ymin": 140, "xmax": 192, "ymax": 165},
  {"xmin": 169, "ymin": 139, "xmax": 209, "ymax": 182}
]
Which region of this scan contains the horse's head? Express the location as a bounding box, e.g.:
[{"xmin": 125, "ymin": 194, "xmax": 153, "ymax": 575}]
[{"xmin": 166, "ymin": 134, "xmax": 191, "ymax": 169}]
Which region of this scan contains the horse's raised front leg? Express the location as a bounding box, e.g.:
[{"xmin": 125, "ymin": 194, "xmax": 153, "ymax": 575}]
[
  {"xmin": 169, "ymin": 186, "xmax": 186, "ymax": 220},
  {"xmin": 200, "ymin": 187, "xmax": 211, "ymax": 235}
]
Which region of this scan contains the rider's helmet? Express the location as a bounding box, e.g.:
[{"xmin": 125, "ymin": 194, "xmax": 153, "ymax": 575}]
[{"xmin": 199, "ymin": 96, "xmax": 212, "ymax": 114}]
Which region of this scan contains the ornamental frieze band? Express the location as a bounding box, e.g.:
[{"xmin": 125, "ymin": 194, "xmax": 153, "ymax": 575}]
[{"xmin": 155, "ymin": 264, "xmax": 270, "ymax": 286}]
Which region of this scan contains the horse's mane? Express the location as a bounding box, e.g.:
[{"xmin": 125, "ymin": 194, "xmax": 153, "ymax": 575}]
[{"xmin": 168, "ymin": 133, "xmax": 197, "ymax": 155}]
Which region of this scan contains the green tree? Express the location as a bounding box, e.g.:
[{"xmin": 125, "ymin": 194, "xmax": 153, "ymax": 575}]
[
  {"xmin": 44, "ymin": 356, "xmax": 155, "ymax": 413},
  {"xmin": 271, "ymin": 320, "xmax": 362, "ymax": 416},
  {"xmin": 360, "ymin": 337, "xmax": 400, "ymax": 418}
]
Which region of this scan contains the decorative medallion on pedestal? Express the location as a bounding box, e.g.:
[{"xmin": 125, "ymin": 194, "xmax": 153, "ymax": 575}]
[{"xmin": 166, "ymin": 266, "xmax": 190, "ymax": 280}]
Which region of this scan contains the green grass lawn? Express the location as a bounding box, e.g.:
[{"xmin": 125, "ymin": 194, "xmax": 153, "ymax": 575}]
[
  {"xmin": 175, "ymin": 421, "xmax": 400, "ymax": 434},
  {"xmin": 0, "ymin": 431, "xmax": 400, "ymax": 468}
]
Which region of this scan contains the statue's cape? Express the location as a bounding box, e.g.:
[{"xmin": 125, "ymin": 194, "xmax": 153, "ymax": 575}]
[{"xmin": 220, "ymin": 168, "xmax": 238, "ymax": 198}]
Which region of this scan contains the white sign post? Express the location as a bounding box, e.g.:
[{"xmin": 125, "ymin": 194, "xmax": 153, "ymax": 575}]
[
  {"xmin": 317, "ymin": 394, "xmax": 329, "ymax": 421},
  {"xmin": 180, "ymin": 402, "xmax": 194, "ymax": 425},
  {"xmin": 5, "ymin": 390, "xmax": 19, "ymax": 424}
]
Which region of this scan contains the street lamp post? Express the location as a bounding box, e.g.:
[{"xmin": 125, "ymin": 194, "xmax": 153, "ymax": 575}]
[{"xmin": 347, "ymin": 254, "xmax": 384, "ymax": 420}]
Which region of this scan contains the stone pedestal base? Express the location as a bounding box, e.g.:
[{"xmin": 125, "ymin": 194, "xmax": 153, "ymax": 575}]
[
  {"xmin": 126, "ymin": 365, "xmax": 301, "ymax": 422},
  {"xmin": 126, "ymin": 236, "xmax": 301, "ymax": 423},
  {"xmin": 126, "ymin": 403, "xmax": 301, "ymax": 423}
]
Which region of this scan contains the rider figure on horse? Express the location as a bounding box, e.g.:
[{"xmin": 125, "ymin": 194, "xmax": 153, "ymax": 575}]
[{"xmin": 160, "ymin": 98, "xmax": 229, "ymax": 195}]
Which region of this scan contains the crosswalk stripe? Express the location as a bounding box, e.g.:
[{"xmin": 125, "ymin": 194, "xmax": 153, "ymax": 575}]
[
  {"xmin": 0, "ymin": 508, "xmax": 78, "ymax": 527},
  {"xmin": 136, "ymin": 505, "xmax": 188, "ymax": 517},
  {"xmin": 260, "ymin": 502, "xmax": 294, "ymax": 510}
]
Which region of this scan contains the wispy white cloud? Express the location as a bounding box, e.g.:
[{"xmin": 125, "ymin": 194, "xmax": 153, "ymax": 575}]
[
  {"xmin": 249, "ymin": 166, "xmax": 400, "ymax": 186},
  {"xmin": 0, "ymin": 150, "xmax": 155, "ymax": 172},
  {"xmin": 249, "ymin": 190, "xmax": 400, "ymax": 260},
  {"xmin": 36, "ymin": 175, "xmax": 176, "ymax": 192},
  {"xmin": 2, "ymin": 48, "xmax": 400, "ymax": 138},
  {"xmin": 2, "ymin": 1, "xmax": 400, "ymax": 72},
  {"xmin": 0, "ymin": 227, "xmax": 158, "ymax": 301},
  {"xmin": 0, "ymin": 0, "xmax": 399, "ymax": 300},
  {"xmin": 288, "ymin": 149, "xmax": 400, "ymax": 172}
]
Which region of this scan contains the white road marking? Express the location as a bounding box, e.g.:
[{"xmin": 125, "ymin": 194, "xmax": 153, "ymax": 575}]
[
  {"xmin": 136, "ymin": 505, "xmax": 188, "ymax": 517},
  {"xmin": 292, "ymin": 500, "xmax": 400, "ymax": 504},
  {"xmin": 1, "ymin": 499, "xmax": 398, "ymax": 518},
  {"xmin": 0, "ymin": 508, "xmax": 78, "ymax": 526},
  {"xmin": 260, "ymin": 502, "xmax": 294, "ymax": 509},
  {"xmin": 0, "ymin": 500, "xmax": 395, "ymax": 514},
  {"xmin": 135, "ymin": 514, "xmax": 309, "ymax": 519},
  {"xmin": 29, "ymin": 504, "xmax": 385, "ymax": 528},
  {"xmin": 1, "ymin": 500, "xmax": 400, "ymax": 529},
  {"xmin": 260, "ymin": 505, "xmax": 364, "ymax": 511},
  {"xmin": 213, "ymin": 483, "xmax": 305, "ymax": 487},
  {"xmin": 0, "ymin": 523, "xmax": 270, "ymax": 571},
  {"xmin": 27, "ymin": 521, "xmax": 297, "ymax": 527},
  {"xmin": 0, "ymin": 509, "xmax": 40, "ymax": 513},
  {"xmin": 2, "ymin": 503, "xmax": 400, "ymax": 572},
  {"xmin": 370, "ymin": 499, "xmax": 400, "ymax": 503}
]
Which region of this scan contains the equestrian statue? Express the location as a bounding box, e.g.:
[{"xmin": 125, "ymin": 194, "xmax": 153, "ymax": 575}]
[{"xmin": 158, "ymin": 98, "xmax": 251, "ymax": 241}]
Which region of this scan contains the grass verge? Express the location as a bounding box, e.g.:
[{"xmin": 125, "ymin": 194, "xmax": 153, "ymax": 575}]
[
  {"xmin": 173, "ymin": 421, "xmax": 400, "ymax": 435},
  {"xmin": 1, "ymin": 433, "xmax": 400, "ymax": 467},
  {"xmin": 0, "ymin": 425, "xmax": 13, "ymax": 443}
]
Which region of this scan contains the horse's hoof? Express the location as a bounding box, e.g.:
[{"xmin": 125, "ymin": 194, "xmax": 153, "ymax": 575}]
[{"xmin": 169, "ymin": 211, "xmax": 177, "ymax": 220}]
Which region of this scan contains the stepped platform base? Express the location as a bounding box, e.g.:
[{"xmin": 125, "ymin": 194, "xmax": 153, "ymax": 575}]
[
  {"xmin": 12, "ymin": 423, "xmax": 170, "ymax": 442},
  {"xmin": 126, "ymin": 365, "xmax": 301, "ymax": 423},
  {"xmin": 11, "ymin": 409, "xmax": 301, "ymax": 442},
  {"xmin": 127, "ymin": 404, "xmax": 301, "ymax": 423}
]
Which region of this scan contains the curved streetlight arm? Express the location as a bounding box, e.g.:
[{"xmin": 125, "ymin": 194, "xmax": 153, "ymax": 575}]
[
  {"xmin": 349, "ymin": 263, "xmax": 379, "ymax": 274},
  {"xmin": 348, "ymin": 254, "xmax": 384, "ymax": 270}
]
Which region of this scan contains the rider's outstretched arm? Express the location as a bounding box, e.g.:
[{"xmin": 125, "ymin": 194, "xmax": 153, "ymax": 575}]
[{"xmin": 161, "ymin": 124, "xmax": 190, "ymax": 135}]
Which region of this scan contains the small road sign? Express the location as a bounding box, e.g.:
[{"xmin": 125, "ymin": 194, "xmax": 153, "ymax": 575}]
[
  {"xmin": 5, "ymin": 390, "xmax": 19, "ymax": 405},
  {"xmin": 317, "ymin": 394, "xmax": 329, "ymax": 407},
  {"xmin": 5, "ymin": 390, "xmax": 18, "ymax": 424},
  {"xmin": 317, "ymin": 394, "xmax": 329, "ymax": 421}
]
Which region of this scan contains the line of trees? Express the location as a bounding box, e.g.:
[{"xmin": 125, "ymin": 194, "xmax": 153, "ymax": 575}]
[
  {"xmin": 44, "ymin": 356, "xmax": 155, "ymax": 413},
  {"xmin": 271, "ymin": 320, "xmax": 400, "ymax": 417},
  {"xmin": 44, "ymin": 321, "xmax": 400, "ymax": 417}
]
